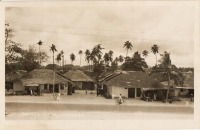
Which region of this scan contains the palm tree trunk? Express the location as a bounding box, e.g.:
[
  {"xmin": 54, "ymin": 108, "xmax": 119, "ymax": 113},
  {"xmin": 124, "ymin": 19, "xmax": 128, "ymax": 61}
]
[
  {"xmin": 166, "ymin": 72, "xmax": 170, "ymax": 102},
  {"xmin": 80, "ymin": 55, "xmax": 81, "ymax": 66},
  {"xmin": 126, "ymin": 49, "xmax": 128, "ymax": 57},
  {"xmin": 53, "ymin": 52, "xmax": 54, "ymax": 70},
  {"xmin": 63, "ymin": 56, "xmax": 64, "ymax": 70},
  {"xmin": 39, "ymin": 45, "xmax": 41, "ymax": 65},
  {"xmin": 89, "ymin": 61, "xmax": 90, "ymax": 71},
  {"xmin": 53, "ymin": 52, "xmax": 55, "ymax": 97},
  {"xmin": 156, "ymin": 53, "xmax": 157, "ymax": 66},
  {"xmin": 92, "ymin": 61, "xmax": 94, "ymax": 71},
  {"xmin": 65, "ymin": 60, "xmax": 66, "ymax": 70}
]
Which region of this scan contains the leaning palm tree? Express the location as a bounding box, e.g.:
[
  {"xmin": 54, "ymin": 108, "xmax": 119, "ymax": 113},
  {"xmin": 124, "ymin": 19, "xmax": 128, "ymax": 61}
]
[
  {"xmin": 50, "ymin": 44, "xmax": 57, "ymax": 96},
  {"xmin": 37, "ymin": 40, "xmax": 42, "ymax": 65},
  {"xmin": 70, "ymin": 53, "xmax": 75, "ymax": 65},
  {"xmin": 151, "ymin": 51, "xmax": 182, "ymax": 103},
  {"xmin": 161, "ymin": 52, "xmax": 172, "ymax": 102},
  {"xmin": 123, "ymin": 41, "xmax": 133, "ymax": 57},
  {"xmin": 151, "ymin": 44, "xmax": 159, "ymax": 66},
  {"xmin": 142, "ymin": 50, "xmax": 149, "ymax": 58},
  {"xmin": 78, "ymin": 50, "xmax": 83, "ymax": 66}
]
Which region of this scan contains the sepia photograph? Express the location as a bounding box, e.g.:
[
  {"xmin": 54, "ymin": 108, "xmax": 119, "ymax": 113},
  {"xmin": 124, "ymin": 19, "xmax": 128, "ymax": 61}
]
[{"xmin": 1, "ymin": 0, "xmax": 200, "ymax": 129}]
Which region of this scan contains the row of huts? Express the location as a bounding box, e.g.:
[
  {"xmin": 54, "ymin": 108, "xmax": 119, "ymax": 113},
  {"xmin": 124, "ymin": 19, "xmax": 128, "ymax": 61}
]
[
  {"xmin": 5, "ymin": 69, "xmax": 95, "ymax": 95},
  {"xmin": 5, "ymin": 69, "xmax": 194, "ymax": 99}
]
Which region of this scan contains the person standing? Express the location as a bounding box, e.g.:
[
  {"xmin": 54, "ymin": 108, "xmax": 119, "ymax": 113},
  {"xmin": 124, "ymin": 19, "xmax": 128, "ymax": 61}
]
[
  {"xmin": 57, "ymin": 92, "xmax": 60, "ymax": 101},
  {"xmin": 119, "ymin": 94, "xmax": 123, "ymax": 104},
  {"xmin": 30, "ymin": 89, "xmax": 32, "ymax": 96}
]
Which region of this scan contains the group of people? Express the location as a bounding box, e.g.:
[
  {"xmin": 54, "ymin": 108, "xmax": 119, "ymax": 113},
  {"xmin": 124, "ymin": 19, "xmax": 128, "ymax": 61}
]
[{"xmin": 24, "ymin": 87, "xmax": 42, "ymax": 96}]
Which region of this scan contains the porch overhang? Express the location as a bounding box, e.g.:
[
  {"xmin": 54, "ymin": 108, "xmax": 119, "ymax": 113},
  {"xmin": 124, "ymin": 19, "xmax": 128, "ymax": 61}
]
[{"xmin": 25, "ymin": 83, "xmax": 39, "ymax": 86}]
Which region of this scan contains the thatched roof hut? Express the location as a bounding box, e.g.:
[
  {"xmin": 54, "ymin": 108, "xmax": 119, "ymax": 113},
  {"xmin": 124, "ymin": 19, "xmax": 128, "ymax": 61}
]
[
  {"xmin": 6, "ymin": 70, "xmax": 28, "ymax": 82},
  {"xmin": 63, "ymin": 70, "xmax": 94, "ymax": 82},
  {"xmin": 103, "ymin": 71, "xmax": 163, "ymax": 89},
  {"xmin": 21, "ymin": 69, "xmax": 73, "ymax": 86},
  {"xmin": 99, "ymin": 71, "xmax": 121, "ymax": 83}
]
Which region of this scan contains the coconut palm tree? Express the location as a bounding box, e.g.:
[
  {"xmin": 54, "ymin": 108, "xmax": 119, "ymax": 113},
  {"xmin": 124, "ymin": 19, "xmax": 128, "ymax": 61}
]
[
  {"xmin": 103, "ymin": 53, "xmax": 110, "ymax": 65},
  {"xmin": 142, "ymin": 50, "xmax": 149, "ymax": 58},
  {"xmin": 151, "ymin": 44, "xmax": 159, "ymax": 66},
  {"xmin": 78, "ymin": 50, "xmax": 83, "ymax": 66},
  {"xmin": 70, "ymin": 53, "xmax": 75, "ymax": 65},
  {"xmin": 90, "ymin": 51, "xmax": 96, "ymax": 70},
  {"xmin": 108, "ymin": 50, "xmax": 113, "ymax": 63},
  {"xmin": 60, "ymin": 50, "xmax": 64, "ymax": 70},
  {"xmin": 123, "ymin": 41, "xmax": 133, "ymax": 57},
  {"xmin": 118, "ymin": 55, "xmax": 124, "ymax": 65},
  {"xmin": 151, "ymin": 51, "xmax": 183, "ymax": 103},
  {"xmin": 160, "ymin": 51, "xmax": 172, "ymax": 102},
  {"xmin": 85, "ymin": 49, "xmax": 91, "ymax": 70},
  {"xmin": 50, "ymin": 44, "xmax": 57, "ymax": 70},
  {"xmin": 56, "ymin": 53, "xmax": 62, "ymax": 66},
  {"xmin": 114, "ymin": 57, "xmax": 119, "ymax": 64},
  {"xmin": 91, "ymin": 44, "xmax": 104, "ymax": 64},
  {"xmin": 50, "ymin": 44, "xmax": 57, "ymax": 96},
  {"xmin": 37, "ymin": 40, "xmax": 42, "ymax": 65}
]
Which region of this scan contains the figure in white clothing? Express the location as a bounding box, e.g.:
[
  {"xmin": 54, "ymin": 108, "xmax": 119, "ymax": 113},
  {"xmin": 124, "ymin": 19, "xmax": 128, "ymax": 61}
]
[
  {"xmin": 57, "ymin": 93, "xmax": 60, "ymax": 101},
  {"xmin": 119, "ymin": 94, "xmax": 123, "ymax": 104}
]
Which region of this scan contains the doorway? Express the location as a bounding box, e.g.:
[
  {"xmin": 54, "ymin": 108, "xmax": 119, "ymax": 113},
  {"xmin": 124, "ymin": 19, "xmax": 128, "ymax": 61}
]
[
  {"xmin": 54, "ymin": 84, "xmax": 59, "ymax": 93},
  {"xmin": 136, "ymin": 88, "xmax": 141, "ymax": 97},
  {"xmin": 128, "ymin": 88, "xmax": 135, "ymax": 98}
]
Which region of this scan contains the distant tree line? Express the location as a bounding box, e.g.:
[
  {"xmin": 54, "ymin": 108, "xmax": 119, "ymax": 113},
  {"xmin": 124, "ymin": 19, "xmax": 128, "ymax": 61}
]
[
  {"xmin": 5, "ymin": 23, "xmax": 49, "ymax": 73},
  {"xmin": 5, "ymin": 23, "xmax": 193, "ymax": 81},
  {"xmin": 178, "ymin": 67, "xmax": 194, "ymax": 72}
]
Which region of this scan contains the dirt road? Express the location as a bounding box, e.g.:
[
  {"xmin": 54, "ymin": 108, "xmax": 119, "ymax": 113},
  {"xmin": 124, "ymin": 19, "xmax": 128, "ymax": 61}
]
[{"xmin": 5, "ymin": 102, "xmax": 193, "ymax": 120}]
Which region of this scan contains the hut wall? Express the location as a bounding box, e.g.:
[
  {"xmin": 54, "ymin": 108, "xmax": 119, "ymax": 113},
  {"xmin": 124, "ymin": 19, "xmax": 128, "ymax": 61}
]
[
  {"xmin": 5, "ymin": 89, "xmax": 14, "ymax": 94},
  {"xmin": 5, "ymin": 82, "xmax": 14, "ymax": 94},
  {"xmin": 82, "ymin": 82, "xmax": 95, "ymax": 90},
  {"xmin": 181, "ymin": 89, "xmax": 189, "ymax": 96},
  {"xmin": 106, "ymin": 86, "xmax": 112, "ymax": 98},
  {"xmin": 174, "ymin": 88, "xmax": 180, "ymax": 97},
  {"xmin": 111, "ymin": 86, "xmax": 128, "ymax": 99},
  {"xmin": 29, "ymin": 86, "xmax": 38, "ymax": 91},
  {"xmin": 13, "ymin": 80, "xmax": 24, "ymax": 92},
  {"xmin": 74, "ymin": 81, "xmax": 82, "ymax": 89},
  {"xmin": 60, "ymin": 83, "xmax": 68, "ymax": 95},
  {"xmin": 39, "ymin": 84, "xmax": 44, "ymax": 90}
]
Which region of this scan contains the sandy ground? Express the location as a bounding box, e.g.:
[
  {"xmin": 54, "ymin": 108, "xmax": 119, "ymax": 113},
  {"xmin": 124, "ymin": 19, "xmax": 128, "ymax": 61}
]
[
  {"xmin": 6, "ymin": 110, "xmax": 193, "ymax": 120},
  {"xmin": 5, "ymin": 90, "xmax": 194, "ymax": 120},
  {"xmin": 6, "ymin": 90, "xmax": 194, "ymax": 106}
]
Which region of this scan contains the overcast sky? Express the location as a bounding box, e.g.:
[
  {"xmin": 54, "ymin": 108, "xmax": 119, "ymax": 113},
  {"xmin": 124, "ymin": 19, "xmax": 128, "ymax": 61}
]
[{"xmin": 5, "ymin": 2, "xmax": 194, "ymax": 67}]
